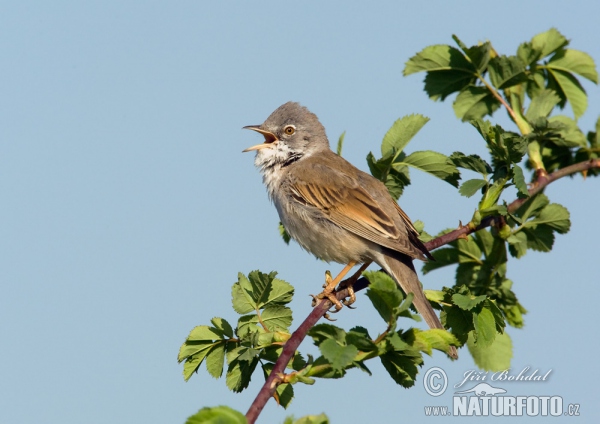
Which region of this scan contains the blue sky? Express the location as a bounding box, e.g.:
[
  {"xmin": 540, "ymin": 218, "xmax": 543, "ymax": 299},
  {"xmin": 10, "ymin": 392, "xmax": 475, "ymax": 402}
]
[{"xmin": 2, "ymin": 2, "xmax": 599, "ymax": 423}]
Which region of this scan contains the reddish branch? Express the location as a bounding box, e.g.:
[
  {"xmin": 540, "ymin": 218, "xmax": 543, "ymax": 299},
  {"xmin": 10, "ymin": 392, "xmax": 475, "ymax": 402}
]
[{"xmin": 245, "ymin": 158, "xmax": 600, "ymax": 424}]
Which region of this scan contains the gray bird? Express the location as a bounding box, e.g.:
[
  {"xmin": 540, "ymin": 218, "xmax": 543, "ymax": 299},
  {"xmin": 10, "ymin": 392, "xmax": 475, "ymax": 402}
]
[{"xmin": 243, "ymin": 102, "xmax": 457, "ymax": 359}]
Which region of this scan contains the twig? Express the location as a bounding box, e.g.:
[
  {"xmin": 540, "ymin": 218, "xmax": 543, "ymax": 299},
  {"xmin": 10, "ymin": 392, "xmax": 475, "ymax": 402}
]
[{"xmin": 244, "ymin": 157, "xmax": 600, "ymax": 424}]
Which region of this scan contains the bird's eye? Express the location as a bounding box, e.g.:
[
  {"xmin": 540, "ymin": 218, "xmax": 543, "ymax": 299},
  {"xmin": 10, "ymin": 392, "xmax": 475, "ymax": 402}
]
[{"xmin": 284, "ymin": 125, "xmax": 295, "ymax": 135}]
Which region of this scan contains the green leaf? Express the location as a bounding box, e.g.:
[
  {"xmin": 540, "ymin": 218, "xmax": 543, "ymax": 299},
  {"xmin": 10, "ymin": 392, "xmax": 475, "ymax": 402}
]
[
  {"xmin": 364, "ymin": 271, "xmax": 404, "ymax": 323},
  {"xmin": 548, "ymin": 115, "xmax": 587, "ymax": 147},
  {"xmin": 467, "ymin": 331, "xmax": 513, "ymax": 372},
  {"xmin": 547, "ymin": 49, "xmax": 598, "ymax": 83},
  {"xmin": 525, "ymin": 203, "xmax": 571, "ymax": 234},
  {"xmin": 265, "ymin": 277, "xmax": 295, "ymax": 306},
  {"xmin": 404, "ymin": 44, "xmax": 475, "ymax": 75},
  {"xmin": 452, "ymin": 35, "xmax": 491, "ymax": 73},
  {"xmin": 512, "ymin": 165, "xmax": 529, "ymax": 199},
  {"xmin": 547, "ymin": 68, "xmax": 588, "ymax": 119},
  {"xmin": 531, "ymin": 28, "xmax": 568, "ymax": 58},
  {"xmin": 400, "ymin": 150, "xmax": 460, "ymax": 186},
  {"xmin": 211, "ymin": 317, "xmax": 234, "ymax": 338},
  {"xmin": 507, "ymin": 232, "xmax": 528, "ymax": 258},
  {"xmin": 206, "ymin": 344, "xmax": 226, "ymax": 379},
  {"xmin": 414, "ymin": 328, "xmax": 459, "ymax": 356},
  {"xmin": 473, "ymin": 307, "xmax": 497, "ymax": 347},
  {"xmin": 232, "ymin": 273, "xmax": 258, "ymax": 314},
  {"xmin": 275, "ymin": 382, "xmax": 294, "ymax": 409},
  {"xmin": 450, "ymin": 152, "xmax": 492, "ymax": 175},
  {"xmin": 319, "ymin": 339, "xmax": 358, "ymax": 371},
  {"xmin": 308, "ymin": 323, "xmax": 347, "ymax": 345},
  {"xmin": 336, "ymin": 131, "xmax": 345, "ymax": 156},
  {"xmin": 186, "ymin": 325, "xmax": 224, "ymax": 342},
  {"xmin": 423, "ymin": 70, "xmax": 475, "ymax": 101},
  {"xmin": 380, "ymin": 352, "xmax": 421, "ymax": 388},
  {"xmin": 185, "ymin": 406, "xmax": 247, "ymax": 424},
  {"xmin": 381, "ymin": 114, "xmax": 430, "ymax": 158},
  {"xmin": 523, "ymin": 226, "xmax": 555, "ymax": 252},
  {"xmin": 452, "ymin": 293, "xmax": 487, "ymax": 311},
  {"xmin": 236, "ymin": 314, "xmax": 260, "ymax": 337},
  {"xmin": 261, "ymin": 305, "xmax": 293, "ymax": 331},
  {"xmin": 459, "ymin": 179, "xmax": 487, "ymax": 198},
  {"xmin": 479, "ymin": 179, "xmax": 506, "ymax": 210},
  {"xmin": 404, "ymin": 44, "xmax": 476, "ymax": 101},
  {"xmin": 289, "ymin": 413, "xmax": 330, "ymax": 424},
  {"xmin": 279, "ymin": 222, "xmax": 291, "ymax": 245},
  {"xmin": 488, "ymin": 56, "xmax": 528, "ymax": 89},
  {"xmin": 453, "ymin": 86, "xmax": 501, "ymax": 121},
  {"xmin": 422, "ymin": 247, "xmax": 459, "ymax": 274},
  {"xmin": 226, "ymin": 357, "xmax": 258, "ymax": 392},
  {"xmin": 182, "ymin": 346, "xmax": 212, "ymax": 381},
  {"xmin": 525, "ymin": 89, "xmax": 561, "ymax": 121}
]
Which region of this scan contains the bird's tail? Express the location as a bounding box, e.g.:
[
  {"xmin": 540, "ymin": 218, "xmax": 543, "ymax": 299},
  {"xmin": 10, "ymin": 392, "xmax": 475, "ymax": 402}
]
[{"xmin": 381, "ymin": 252, "xmax": 458, "ymax": 359}]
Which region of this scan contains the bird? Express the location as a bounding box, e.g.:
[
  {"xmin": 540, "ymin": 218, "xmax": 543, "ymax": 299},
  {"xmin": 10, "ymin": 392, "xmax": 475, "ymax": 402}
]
[{"xmin": 243, "ymin": 102, "xmax": 457, "ymax": 359}]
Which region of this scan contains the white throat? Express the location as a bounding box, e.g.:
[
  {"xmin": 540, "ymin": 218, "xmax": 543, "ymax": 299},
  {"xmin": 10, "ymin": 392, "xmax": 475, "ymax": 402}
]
[{"xmin": 254, "ymin": 143, "xmax": 303, "ymax": 200}]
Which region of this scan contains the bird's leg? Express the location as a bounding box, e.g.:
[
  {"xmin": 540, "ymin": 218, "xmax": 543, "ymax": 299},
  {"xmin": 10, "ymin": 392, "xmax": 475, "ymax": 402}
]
[
  {"xmin": 311, "ymin": 261, "xmax": 357, "ymax": 312},
  {"xmin": 338, "ymin": 261, "xmax": 371, "ymax": 307}
]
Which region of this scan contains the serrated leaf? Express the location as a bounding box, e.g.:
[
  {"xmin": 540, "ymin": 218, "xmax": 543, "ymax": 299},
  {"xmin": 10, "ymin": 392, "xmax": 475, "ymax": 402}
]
[
  {"xmin": 507, "ymin": 231, "xmax": 528, "ymax": 258},
  {"xmin": 526, "ymin": 203, "xmax": 571, "ymax": 233},
  {"xmin": 319, "ymin": 339, "xmax": 358, "ymax": 371},
  {"xmin": 423, "ymin": 70, "xmax": 475, "ymax": 101},
  {"xmin": 308, "ymin": 324, "xmax": 347, "ymax": 345},
  {"xmin": 185, "ymin": 406, "xmax": 247, "ymax": 424},
  {"xmin": 453, "ymin": 86, "xmax": 501, "ymax": 121},
  {"xmin": 400, "ymin": 150, "xmax": 460, "ymax": 187},
  {"xmin": 236, "ymin": 314, "xmax": 260, "ymax": 337},
  {"xmin": 346, "ymin": 328, "xmax": 377, "ymax": 352},
  {"xmin": 515, "ymin": 193, "xmax": 549, "ymax": 221},
  {"xmin": 226, "ymin": 357, "xmax": 258, "ymax": 392},
  {"xmin": 488, "ymin": 56, "xmax": 528, "ymax": 89},
  {"xmin": 381, "ymin": 114, "xmax": 429, "ymax": 158},
  {"xmin": 467, "ymin": 331, "xmax": 513, "ymax": 372},
  {"xmin": 452, "ymin": 293, "xmax": 487, "ymax": 310},
  {"xmin": 473, "ymin": 307, "xmax": 496, "ymax": 347},
  {"xmin": 365, "ymin": 271, "xmax": 404, "ymax": 323},
  {"xmin": 547, "ymin": 68, "xmax": 588, "ymax": 119},
  {"xmin": 531, "ymin": 28, "xmax": 568, "ymax": 58},
  {"xmin": 380, "ymin": 352, "xmax": 421, "ymax": 388},
  {"xmin": 523, "ymin": 226, "xmax": 555, "ymax": 252},
  {"xmin": 452, "ymin": 36, "xmax": 491, "ymax": 73},
  {"xmin": 187, "ymin": 325, "xmax": 224, "ymax": 342},
  {"xmin": 512, "ymin": 165, "xmax": 529, "ymax": 199},
  {"xmin": 422, "ymin": 247, "xmax": 459, "ymax": 274},
  {"xmin": 206, "ymin": 344, "xmax": 226, "ymax": 379},
  {"xmin": 525, "ymin": 89, "xmax": 561, "ymax": 121},
  {"xmin": 414, "ymin": 328, "xmax": 459, "ymax": 356},
  {"xmin": 211, "ymin": 318, "xmax": 234, "ymax": 338},
  {"xmin": 232, "ymin": 274, "xmax": 257, "ymax": 314},
  {"xmin": 450, "ymin": 152, "xmax": 492, "ymax": 175},
  {"xmin": 548, "ymin": 49, "xmax": 598, "ymax": 84},
  {"xmin": 404, "ymin": 44, "xmax": 475, "ymax": 75},
  {"xmin": 548, "ymin": 115, "xmax": 587, "ymax": 147},
  {"xmin": 182, "ymin": 348, "xmax": 211, "ymax": 381},
  {"xmin": 444, "ymin": 305, "xmax": 474, "ymax": 345},
  {"xmin": 266, "ymin": 278, "xmax": 294, "ymax": 306},
  {"xmin": 275, "ymin": 382, "xmax": 294, "ymax": 409},
  {"xmin": 459, "ymin": 179, "xmax": 487, "ymax": 197},
  {"xmin": 261, "ymin": 305, "xmax": 293, "ymax": 331}
]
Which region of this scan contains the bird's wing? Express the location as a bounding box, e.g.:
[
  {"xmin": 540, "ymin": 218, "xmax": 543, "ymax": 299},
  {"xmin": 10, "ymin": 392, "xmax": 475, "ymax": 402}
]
[{"xmin": 288, "ymin": 161, "xmax": 426, "ymax": 259}]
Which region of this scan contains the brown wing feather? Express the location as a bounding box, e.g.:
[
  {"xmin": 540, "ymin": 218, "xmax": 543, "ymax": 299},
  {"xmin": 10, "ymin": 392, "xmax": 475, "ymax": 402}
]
[{"xmin": 290, "ymin": 179, "xmax": 426, "ymax": 259}]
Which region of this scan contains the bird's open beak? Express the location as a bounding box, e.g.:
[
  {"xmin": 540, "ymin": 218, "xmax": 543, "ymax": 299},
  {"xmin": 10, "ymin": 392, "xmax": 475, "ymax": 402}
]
[{"xmin": 242, "ymin": 126, "xmax": 279, "ymax": 152}]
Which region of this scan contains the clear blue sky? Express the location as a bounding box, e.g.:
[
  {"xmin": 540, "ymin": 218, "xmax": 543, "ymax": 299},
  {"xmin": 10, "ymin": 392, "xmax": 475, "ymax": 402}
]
[{"xmin": 2, "ymin": 2, "xmax": 599, "ymax": 423}]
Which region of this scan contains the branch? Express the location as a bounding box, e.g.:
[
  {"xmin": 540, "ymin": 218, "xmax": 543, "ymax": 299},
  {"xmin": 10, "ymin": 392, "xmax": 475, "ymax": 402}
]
[{"xmin": 245, "ymin": 157, "xmax": 600, "ymax": 424}]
